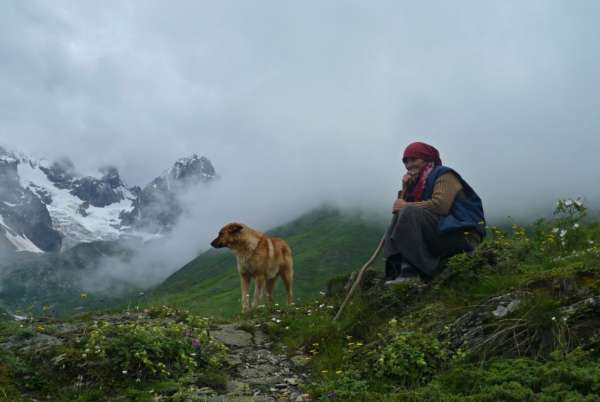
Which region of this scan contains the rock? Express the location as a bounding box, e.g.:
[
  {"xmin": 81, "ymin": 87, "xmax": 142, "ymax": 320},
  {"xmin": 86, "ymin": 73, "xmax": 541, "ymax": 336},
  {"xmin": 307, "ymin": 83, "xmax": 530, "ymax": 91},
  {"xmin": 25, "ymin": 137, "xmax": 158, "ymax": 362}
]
[
  {"xmin": 211, "ymin": 324, "xmax": 253, "ymax": 348},
  {"xmin": 448, "ymin": 292, "xmax": 523, "ymax": 350},
  {"xmin": 69, "ymin": 167, "xmax": 127, "ymax": 208},
  {"xmin": 290, "ymin": 355, "xmax": 311, "ymax": 367},
  {"xmin": 285, "ymin": 377, "xmax": 299, "ymax": 386},
  {"xmin": 120, "ymin": 154, "xmax": 216, "ymax": 231},
  {"xmin": 492, "ymin": 299, "xmax": 521, "ymax": 318},
  {"xmin": 196, "ymin": 386, "xmax": 217, "ymax": 396},
  {"xmin": 225, "ymin": 353, "xmax": 243, "ymax": 367},
  {"xmin": 253, "ymin": 330, "xmax": 268, "ymax": 346},
  {"xmin": 238, "ymin": 366, "xmax": 280, "ymax": 384},
  {"xmin": 560, "ymin": 295, "xmax": 600, "ymax": 319},
  {"xmin": 1, "ymin": 332, "xmax": 63, "ymax": 353},
  {"xmin": 211, "ymin": 322, "xmax": 305, "ymax": 401},
  {"xmin": 0, "ymin": 155, "xmax": 63, "ymax": 252},
  {"xmin": 226, "ymin": 380, "xmax": 252, "ymax": 396}
]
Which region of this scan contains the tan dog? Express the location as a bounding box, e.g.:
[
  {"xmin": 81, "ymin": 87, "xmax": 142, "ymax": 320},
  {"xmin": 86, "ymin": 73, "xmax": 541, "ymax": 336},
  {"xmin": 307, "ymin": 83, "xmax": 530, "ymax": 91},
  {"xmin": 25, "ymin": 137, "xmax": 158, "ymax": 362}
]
[{"xmin": 210, "ymin": 223, "xmax": 294, "ymax": 312}]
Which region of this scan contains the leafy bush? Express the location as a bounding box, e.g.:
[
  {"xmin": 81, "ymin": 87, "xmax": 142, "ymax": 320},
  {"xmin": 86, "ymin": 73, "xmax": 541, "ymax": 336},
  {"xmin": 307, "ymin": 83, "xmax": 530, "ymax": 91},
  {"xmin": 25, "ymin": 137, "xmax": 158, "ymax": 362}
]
[
  {"xmin": 371, "ymin": 331, "xmax": 449, "ymax": 387},
  {"xmin": 1, "ymin": 306, "xmax": 228, "ymax": 400},
  {"xmin": 80, "ymin": 306, "xmax": 226, "ymax": 381}
]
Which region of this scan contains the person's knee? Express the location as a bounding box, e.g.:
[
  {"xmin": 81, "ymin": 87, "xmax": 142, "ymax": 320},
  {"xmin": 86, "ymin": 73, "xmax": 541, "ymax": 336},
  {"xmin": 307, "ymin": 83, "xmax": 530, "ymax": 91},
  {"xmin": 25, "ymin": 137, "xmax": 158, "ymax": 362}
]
[{"xmin": 397, "ymin": 205, "xmax": 421, "ymax": 219}]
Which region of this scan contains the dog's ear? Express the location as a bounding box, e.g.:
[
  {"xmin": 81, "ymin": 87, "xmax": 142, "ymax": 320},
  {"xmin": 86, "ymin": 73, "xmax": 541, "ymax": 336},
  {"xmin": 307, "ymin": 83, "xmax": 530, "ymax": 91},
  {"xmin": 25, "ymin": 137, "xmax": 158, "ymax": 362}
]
[{"xmin": 228, "ymin": 223, "xmax": 243, "ymax": 234}]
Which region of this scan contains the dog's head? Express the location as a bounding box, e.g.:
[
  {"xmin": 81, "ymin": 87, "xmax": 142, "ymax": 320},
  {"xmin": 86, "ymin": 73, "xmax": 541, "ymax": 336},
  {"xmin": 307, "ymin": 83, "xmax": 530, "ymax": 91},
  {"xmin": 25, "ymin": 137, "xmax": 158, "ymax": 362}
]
[{"xmin": 210, "ymin": 223, "xmax": 244, "ymax": 248}]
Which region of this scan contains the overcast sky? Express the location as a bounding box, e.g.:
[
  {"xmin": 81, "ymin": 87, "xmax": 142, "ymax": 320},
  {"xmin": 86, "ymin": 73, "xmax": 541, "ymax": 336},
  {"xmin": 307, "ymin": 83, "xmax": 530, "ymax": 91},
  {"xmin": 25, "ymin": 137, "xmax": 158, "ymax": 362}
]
[{"xmin": 2, "ymin": 1, "xmax": 600, "ymax": 226}]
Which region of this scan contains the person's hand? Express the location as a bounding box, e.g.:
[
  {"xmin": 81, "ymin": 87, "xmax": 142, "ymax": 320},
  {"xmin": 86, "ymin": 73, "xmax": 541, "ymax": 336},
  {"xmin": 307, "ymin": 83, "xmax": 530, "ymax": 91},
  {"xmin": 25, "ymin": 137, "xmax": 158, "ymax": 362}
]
[
  {"xmin": 392, "ymin": 198, "xmax": 408, "ymax": 213},
  {"xmin": 402, "ymin": 170, "xmax": 418, "ymax": 188}
]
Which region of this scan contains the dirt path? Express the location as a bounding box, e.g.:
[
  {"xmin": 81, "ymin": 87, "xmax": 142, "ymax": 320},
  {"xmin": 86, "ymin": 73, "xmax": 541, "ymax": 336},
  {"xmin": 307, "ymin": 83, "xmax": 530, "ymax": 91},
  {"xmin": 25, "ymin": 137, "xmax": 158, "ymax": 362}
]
[{"xmin": 205, "ymin": 323, "xmax": 309, "ymax": 402}]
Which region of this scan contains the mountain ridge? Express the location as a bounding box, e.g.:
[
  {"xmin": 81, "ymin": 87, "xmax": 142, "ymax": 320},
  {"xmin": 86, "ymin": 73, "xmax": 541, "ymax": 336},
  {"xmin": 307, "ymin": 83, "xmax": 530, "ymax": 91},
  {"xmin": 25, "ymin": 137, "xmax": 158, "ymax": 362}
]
[{"xmin": 0, "ymin": 146, "xmax": 217, "ymax": 252}]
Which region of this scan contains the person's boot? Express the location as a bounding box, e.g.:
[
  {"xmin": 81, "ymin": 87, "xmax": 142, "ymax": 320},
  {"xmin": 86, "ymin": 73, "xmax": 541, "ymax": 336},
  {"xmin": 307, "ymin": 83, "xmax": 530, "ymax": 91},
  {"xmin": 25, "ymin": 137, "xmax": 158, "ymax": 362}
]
[
  {"xmin": 384, "ymin": 254, "xmax": 403, "ymax": 280},
  {"xmin": 385, "ymin": 261, "xmax": 421, "ymax": 285}
]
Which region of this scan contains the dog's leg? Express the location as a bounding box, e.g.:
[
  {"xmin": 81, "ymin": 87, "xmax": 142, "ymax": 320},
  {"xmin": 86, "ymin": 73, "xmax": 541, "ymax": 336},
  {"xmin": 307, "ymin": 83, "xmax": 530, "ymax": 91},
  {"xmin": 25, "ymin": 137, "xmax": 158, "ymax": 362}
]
[
  {"xmin": 252, "ymin": 276, "xmax": 266, "ymax": 308},
  {"xmin": 281, "ymin": 265, "xmax": 294, "ymax": 305},
  {"xmin": 266, "ymin": 278, "xmax": 277, "ymax": 305},
  {"xmin": 240, "ymin": 273, "xmax": 251, "ymax": 313}
]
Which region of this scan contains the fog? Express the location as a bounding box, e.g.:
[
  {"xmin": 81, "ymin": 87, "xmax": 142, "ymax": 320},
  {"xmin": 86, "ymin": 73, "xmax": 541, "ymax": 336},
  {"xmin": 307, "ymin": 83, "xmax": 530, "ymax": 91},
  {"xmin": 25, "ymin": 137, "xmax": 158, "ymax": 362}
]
[{"xmin": 1, "ymin": 1, "xmax": 600, "ymax": 291}]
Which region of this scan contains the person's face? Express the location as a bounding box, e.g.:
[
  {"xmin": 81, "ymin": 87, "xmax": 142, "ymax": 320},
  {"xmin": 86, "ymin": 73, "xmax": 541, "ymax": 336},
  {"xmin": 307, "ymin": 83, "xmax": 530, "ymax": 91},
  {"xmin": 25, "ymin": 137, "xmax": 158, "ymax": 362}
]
[{"xmin": 404, "ymin": 157, "xmax": 426, "ymax": 178}]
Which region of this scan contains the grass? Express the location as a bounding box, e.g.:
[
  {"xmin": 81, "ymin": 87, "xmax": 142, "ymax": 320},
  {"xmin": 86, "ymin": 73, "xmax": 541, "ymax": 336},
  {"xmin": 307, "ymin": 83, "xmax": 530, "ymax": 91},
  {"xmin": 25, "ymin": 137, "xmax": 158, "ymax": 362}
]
[
  {"xmin": 1, "ymin": 199, "xmax": 600, "ymax": 400},
  {"xmin": 238, "ymin": 199, "xmax": 600, "ymax": 400},
  {"xmin": 0, "ymin": 305, "xmax": 228, "ymax": 401}
]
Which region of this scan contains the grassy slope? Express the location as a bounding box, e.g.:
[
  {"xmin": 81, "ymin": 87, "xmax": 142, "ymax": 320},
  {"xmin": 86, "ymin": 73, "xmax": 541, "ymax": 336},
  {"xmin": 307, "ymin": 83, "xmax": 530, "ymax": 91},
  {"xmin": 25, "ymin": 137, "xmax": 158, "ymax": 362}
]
[
  {"xmin": 0, "ymin": 240, "xmax": 138, "ymax": 316},
  {"xmin": 247, "ymin": 210, "xmax": 600, "ymax": 400},
  {"xmin": 144, "ymin": 207, "xmax": 387, "ymax": 317},
  {"xmin": 2, "ymin": 203, "xmax": 600, "ymax": 400}
]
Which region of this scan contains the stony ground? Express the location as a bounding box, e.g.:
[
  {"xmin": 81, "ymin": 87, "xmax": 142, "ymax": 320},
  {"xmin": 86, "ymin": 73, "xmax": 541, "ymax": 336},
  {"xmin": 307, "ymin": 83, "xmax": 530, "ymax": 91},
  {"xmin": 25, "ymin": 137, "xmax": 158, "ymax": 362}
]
[
  {"xmin": 0, "ymin": 313, "xmax": 312, "ymax": 402},
  {"xmin": 206, "ymin": 323, "xmax": 310, "ymax": 402}
]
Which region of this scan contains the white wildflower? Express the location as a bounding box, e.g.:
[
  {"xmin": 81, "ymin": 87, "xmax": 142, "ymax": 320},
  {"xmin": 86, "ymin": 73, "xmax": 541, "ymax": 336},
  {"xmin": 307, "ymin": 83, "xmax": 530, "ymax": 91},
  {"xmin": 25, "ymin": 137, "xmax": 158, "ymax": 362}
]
[
  {"xmin": 573, "ymin": 223, "xmax": 580, "ymax": 229},
  {"xmin": 122, "ymin": 370, "xmax": 128, "ymax": 375},
  {"xmin": 551, "ymin": 316, "xmax": 556, "ymax": 321},
  {"xmin": 552, "ymin": 227, "xmax": 559, "ymax": 233},
  {"xmin": 564, "ymin": 199, "xmax": 573, "ymax": 207},
  {"xmin": 559, "ymin": 229, "xmax": 567, "ymax": 238}
]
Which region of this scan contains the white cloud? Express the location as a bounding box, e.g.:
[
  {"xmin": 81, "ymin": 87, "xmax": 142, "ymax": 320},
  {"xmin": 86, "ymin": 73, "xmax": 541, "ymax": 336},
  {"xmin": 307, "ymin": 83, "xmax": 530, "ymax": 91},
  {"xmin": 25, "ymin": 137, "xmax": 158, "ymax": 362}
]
[{"xmin": 2, "ymin": 1, "xmax": 600, "ymax": 282}]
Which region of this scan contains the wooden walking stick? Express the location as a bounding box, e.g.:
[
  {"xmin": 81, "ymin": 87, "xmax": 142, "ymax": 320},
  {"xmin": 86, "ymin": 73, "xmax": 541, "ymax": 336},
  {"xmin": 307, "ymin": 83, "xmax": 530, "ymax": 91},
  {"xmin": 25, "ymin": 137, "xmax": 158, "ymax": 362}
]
[
  {"xmin": 333, "ymin": 233, "xmax": 386, "ymax": 321},
  {"xmin": 333, "ymin": 188, "xmax": 404, "ymax": 322}
]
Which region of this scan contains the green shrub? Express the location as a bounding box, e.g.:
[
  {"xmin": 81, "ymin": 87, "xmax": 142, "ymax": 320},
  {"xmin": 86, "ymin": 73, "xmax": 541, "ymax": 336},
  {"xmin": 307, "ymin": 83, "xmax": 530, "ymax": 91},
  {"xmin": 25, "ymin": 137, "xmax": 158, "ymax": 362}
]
[
  {"xmin": 80, "ymin": 307, "xmax": 225, "ymax": 381},
  {"xmin": 371, "ymin": 331, "xmax": 449, "ymax": 387}
]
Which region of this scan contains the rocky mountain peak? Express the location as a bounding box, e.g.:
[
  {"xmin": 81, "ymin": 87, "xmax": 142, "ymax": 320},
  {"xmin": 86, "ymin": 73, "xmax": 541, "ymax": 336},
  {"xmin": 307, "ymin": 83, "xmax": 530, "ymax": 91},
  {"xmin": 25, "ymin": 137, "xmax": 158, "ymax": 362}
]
[
  {"xmin": 168, "ymin": 154, "xmax": 215, "ymax": 183},
  {"xmin": 120, "ymin": 154, "xmax": 216, "ymax": 232},
  {"xmin": 40, "ymin": 157, "xmax": 76, "ymax": 189},
  {"xmin": 0, "ymin": 146, "xmax": 217, "ymax": 252}
]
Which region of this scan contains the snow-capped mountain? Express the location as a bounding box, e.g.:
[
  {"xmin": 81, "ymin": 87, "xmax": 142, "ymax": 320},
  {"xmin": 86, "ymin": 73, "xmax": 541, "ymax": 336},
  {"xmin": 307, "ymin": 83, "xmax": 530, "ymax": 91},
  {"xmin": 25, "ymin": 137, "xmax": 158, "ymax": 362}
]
[
  {"xmin": 0, "ymin": 147, "xmax": 216, "ymax": 252},
  {"xmin": 120, "ymin": 154, "xmax": 215, "ymax": 233}
]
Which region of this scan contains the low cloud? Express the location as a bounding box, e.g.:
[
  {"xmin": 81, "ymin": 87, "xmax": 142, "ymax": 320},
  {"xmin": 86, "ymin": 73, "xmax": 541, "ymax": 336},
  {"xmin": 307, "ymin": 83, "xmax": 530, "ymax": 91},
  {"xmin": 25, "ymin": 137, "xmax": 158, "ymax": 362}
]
[{"xmin": 1, "ymin": 1, "xmax": 599, "ymax": 291}]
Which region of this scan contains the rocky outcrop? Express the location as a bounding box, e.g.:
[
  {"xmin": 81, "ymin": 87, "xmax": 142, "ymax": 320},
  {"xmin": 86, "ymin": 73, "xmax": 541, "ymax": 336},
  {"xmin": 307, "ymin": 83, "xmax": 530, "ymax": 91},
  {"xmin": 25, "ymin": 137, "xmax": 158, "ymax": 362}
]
[
  {"xmin": 120, "ymin": 154, "xmax": 216, "ymax": 232},
  {"xmin": 69, "ymin": 167, "xmax": 127, "ymax": 208},
  {"xmin": 0, "ymin": 153, "xmax": 62, "ymax": 252},
  {"xmin": 447, "ymin": 292, "xmax": 524, "ymax": 351},
  {"xmin": 210, "ymin": 322, "xmax": 308, "ymax": 401}
]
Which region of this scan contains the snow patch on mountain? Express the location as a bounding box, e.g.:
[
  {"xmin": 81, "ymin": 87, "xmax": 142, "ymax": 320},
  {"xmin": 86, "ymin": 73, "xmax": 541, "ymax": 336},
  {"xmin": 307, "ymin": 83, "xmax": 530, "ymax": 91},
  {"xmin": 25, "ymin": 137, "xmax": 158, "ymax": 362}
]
[
  {"xmin": 0, "ymin": 214, "xmax": 43, "ymax": 253},
  {"xmin": 17, "ymin": 159, "xmax": 136, "ymax": 249},
  {"xmin": 0, "ymin": 146, "xmax": 217, "ymax": 252}
]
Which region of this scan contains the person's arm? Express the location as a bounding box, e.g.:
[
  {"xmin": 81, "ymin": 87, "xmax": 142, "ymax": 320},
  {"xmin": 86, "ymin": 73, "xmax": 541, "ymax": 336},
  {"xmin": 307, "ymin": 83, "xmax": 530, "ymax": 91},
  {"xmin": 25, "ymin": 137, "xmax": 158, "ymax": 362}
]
[{"xmin": 410, "ymin": 172, "xmax": 463, "ymax": 215}]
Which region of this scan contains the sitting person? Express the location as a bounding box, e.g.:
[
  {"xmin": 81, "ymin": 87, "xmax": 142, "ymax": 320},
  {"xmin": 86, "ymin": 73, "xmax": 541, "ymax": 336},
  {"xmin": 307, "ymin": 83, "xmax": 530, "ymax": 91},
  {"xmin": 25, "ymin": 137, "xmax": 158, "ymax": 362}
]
[{"xmin": 384, "ymin": 141, "xmax": 485, "ymax": 284}]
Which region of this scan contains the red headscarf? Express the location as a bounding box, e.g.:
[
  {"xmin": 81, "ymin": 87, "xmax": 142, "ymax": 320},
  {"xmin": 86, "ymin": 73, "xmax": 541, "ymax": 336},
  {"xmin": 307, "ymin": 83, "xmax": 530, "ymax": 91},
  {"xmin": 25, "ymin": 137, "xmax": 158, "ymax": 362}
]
[
  {"xmin": 402, "ymin": 142, "xmax": 442, "ymax": 166},
  {"xmin": 402, "ymin": 142, "xmax": 442, "ymax": 202}
]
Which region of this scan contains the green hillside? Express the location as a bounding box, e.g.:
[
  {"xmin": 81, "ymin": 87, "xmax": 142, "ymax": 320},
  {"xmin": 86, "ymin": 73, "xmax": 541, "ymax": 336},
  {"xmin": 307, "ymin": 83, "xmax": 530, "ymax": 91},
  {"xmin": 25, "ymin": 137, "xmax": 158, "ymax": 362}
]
[
  {"xmin": 1, "ymin": 200, "xmax": 600, "ymax": 400},
  {"xmin": 0, "ymin": 240, "xmax": 138, "ymax": 317},
  {"xmin": 145, "ymin": 207, "xmax": 388, "ymax": 317}
]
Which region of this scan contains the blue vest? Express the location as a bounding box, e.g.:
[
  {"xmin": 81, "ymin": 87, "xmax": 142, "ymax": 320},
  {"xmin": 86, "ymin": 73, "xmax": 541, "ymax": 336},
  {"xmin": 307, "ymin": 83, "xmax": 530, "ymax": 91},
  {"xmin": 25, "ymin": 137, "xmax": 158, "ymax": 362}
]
[{"xmin": 422, "ymin": 166, "xmax": 486, "ymax": 237}]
